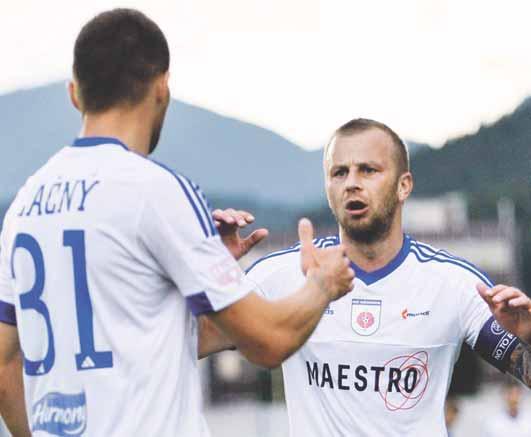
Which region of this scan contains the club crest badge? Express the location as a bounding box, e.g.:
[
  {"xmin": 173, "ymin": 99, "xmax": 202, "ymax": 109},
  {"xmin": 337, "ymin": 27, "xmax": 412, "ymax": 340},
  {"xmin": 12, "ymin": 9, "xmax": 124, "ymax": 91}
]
[{"xmin": 351, "ymin": 298, "xmax": 382, "ymax": 336}]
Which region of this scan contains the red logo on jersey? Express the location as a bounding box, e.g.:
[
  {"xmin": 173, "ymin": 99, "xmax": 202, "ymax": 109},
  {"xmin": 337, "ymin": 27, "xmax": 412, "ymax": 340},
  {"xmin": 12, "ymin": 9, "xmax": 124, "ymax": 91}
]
[
  {"xmin": 357, "ymin": 312, "xmax": 375, "ymax": 329},
  {"xmin": 209, "ymin": 256, "xmax": 242, "ymax": 286},
  {"xmin": 401, "ymin": 308, "xmax": 408, "ymax": 319},
  {"xmin": 378, "ymin": 351, "xmax": 430, "ymax": 412}
]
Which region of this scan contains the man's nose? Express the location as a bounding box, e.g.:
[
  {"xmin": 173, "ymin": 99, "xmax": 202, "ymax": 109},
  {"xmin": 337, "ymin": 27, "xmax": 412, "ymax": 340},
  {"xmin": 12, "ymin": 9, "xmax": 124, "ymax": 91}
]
[{"xmin": 345, "ymin": 169, "xmax": 362, "ymax": 190}]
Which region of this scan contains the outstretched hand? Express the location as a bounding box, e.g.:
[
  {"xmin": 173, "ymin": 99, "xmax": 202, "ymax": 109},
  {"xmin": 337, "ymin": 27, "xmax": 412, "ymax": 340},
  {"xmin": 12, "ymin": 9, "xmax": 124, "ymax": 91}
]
[
  {"xmin": 477, "ymin": 283, "xmax": 531, "ymax": 344},
  {"xmin": 212, "ymin": 208, "xmax": 268, "ymax": 260},
  {"xmin": 299, "ymin": 218, "xmax": 355, "ymax": 301}
]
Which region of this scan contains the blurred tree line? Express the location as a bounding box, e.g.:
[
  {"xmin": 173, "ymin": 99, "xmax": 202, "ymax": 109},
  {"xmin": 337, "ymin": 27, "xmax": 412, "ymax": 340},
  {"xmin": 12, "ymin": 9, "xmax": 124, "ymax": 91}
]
[{"xmin": 411, "ymin": 99, "xmax": 531, "ymax": 291}]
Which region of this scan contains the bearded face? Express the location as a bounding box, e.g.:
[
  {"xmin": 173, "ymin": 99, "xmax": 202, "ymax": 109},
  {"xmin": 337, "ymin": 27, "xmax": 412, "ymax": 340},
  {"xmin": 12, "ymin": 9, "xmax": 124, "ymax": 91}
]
[{"xmin": 325, "ymin": 129, "xmax": 406, "ymax": 245}]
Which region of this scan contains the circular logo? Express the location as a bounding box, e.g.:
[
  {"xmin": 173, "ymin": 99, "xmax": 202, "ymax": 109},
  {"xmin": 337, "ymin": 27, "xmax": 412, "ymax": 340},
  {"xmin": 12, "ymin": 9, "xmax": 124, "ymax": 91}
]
[
  {"xmin": 491, "ymin": 320, "xmax": 504, "ymax": 336},
  {"xmin": 357, "ymin": 312, "xmax": 375, "ymax": 329},
  {"xmin": 379, "ymin": 351, "xmax": 430, "ymax": 412}
]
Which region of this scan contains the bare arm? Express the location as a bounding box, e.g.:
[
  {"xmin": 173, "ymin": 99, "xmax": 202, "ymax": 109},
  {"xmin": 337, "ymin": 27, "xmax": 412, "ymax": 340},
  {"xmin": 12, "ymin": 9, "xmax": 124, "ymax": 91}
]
[
  {"xmin": 507, "ymin": 343, "xmax": 531, "ymax": 387},
  {"xmin": 198, "ymin": 316, "xmax": 234, "ymax": 359},
  {"xmin": 0, "ymin": 323, "xmax": 30, "ymax": 436},
  {"xmin": 207, "ymin": 274, "xmax": 340, "ymax": 368},
  {"xmin": 205, "ymin": 219, "xmax": 354, "ymax": 368}
]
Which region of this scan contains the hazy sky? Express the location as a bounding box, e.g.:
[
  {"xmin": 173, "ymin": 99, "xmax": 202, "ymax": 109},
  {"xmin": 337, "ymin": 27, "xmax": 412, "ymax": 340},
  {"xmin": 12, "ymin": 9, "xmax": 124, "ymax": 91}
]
[{"xmin": 3, "ymin": 0, "xmax": 531, "ymax": 149}]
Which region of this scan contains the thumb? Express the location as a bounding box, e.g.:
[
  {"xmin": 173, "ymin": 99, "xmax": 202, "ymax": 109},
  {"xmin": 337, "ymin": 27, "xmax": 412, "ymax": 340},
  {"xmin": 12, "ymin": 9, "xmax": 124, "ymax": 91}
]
[
  {"xmin": 476, "ymin": 283, "xmax": 494, "ymax": 308},
  {"xmin": 241, "ymin": 228, "xmax": 269, "ymax": 255},
  {"xmin": 299, "ymin": 218, "xmax": 316, "ymax": 274}
]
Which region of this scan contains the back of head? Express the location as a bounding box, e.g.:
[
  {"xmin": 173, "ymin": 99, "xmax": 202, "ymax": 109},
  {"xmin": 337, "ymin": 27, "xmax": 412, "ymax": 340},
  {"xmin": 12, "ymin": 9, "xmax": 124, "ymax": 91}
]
[{"xmin": 73, "ymin": 8, "xmax": 170, "ymax": 113}]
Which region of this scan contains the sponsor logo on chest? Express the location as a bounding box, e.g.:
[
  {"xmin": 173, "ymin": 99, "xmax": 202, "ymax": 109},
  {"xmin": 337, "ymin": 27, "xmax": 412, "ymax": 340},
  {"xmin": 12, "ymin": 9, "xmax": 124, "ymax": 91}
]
[{"xmin": 351, "ymin": 298, "xmax": 382, "ymax": 336}]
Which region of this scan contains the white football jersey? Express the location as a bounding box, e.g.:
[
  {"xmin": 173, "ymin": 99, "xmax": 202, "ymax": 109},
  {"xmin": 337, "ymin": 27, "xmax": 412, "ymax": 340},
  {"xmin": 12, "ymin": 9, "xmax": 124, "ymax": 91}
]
[
  {"xmin": 246, "ymin": 235, "xmax": 497, "ymax": 437},
  {"xmin": 0, "ymin": 137, "xmax": 252, "ymax": 436}
]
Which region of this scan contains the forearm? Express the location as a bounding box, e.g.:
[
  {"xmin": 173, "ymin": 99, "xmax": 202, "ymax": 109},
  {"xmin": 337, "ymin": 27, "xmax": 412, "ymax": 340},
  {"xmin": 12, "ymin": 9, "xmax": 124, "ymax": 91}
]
[
  {"xmin": 197, "ymin": 316, "xmax": 235, "ymax": 359},
  {"xmin": 508, "ymin": 342, "xmax": 531, "ymax": 388},
  {"xmin": 210, "ymin": 277, "xmax": 330, "ymax": 368},
  {"xmin": 0, "ymin": 352, "xmax": 30, "ymax": 436}
]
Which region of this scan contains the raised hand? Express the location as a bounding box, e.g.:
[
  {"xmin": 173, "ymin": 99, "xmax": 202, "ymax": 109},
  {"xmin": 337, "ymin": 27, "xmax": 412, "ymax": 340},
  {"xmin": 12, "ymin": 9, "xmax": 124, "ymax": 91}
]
[
  {"xmin": 298, "ymin": 218, "xmax": 355, "ymax": 301},
  {"xmin": 477, "ymin": 283, "xmax": 531, "ymax": 344},
  {"xmin": 212, "ymin": 208, "xmax": 268, "ymax": 260}
]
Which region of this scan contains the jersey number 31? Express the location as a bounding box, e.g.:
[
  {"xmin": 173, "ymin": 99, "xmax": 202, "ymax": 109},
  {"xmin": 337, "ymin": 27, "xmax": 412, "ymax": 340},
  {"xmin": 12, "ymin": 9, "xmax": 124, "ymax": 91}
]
[{"xmin": 12, "ymin": 231, "xmax": 113, "ymax": 376}]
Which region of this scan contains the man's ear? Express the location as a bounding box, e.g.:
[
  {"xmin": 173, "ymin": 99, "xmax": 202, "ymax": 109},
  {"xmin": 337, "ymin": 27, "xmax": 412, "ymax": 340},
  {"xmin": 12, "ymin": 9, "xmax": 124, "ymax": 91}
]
[
  {"xmin": 397, "ymin": 172, "xmax": 413, "ymax": 202},
  {"xmin": 155, "ymin": 71, "xmax": 170, "ymax": 103},
  {"xmin": 68, "ymin": 80, "xmax": 82, "ymax": 112}
]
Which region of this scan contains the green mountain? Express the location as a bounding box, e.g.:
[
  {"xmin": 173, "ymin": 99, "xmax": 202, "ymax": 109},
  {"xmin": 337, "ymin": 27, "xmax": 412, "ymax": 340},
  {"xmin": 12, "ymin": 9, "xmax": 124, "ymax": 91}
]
[{"xmin": 411, "ymin": 99, "xmax": 531, "ymax": 201}]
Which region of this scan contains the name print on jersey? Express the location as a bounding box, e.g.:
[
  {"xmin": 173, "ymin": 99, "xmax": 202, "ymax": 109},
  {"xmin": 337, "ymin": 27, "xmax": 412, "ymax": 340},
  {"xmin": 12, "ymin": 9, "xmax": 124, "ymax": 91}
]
[
  {"xmin": 306, "ymin": 351, "xmax": 430, "ymax": 412},
  {"xmin": 32, "ymin": 391, "xmax": 87, "ymax": 437},
  {"xmin": 18, "ymin": 179, "xmax": 100, "ymax": 217}
]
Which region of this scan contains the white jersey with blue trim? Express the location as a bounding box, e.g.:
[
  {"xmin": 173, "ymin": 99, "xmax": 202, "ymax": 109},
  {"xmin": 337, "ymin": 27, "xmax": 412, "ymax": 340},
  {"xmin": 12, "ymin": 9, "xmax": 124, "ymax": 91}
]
[
  {"xmin": 0, "ymin": 137, "xmax": 252, "ymax": 436},
  {"xmin": 246, "ymin": 235, "xmax": 498, "ymax": 437}
]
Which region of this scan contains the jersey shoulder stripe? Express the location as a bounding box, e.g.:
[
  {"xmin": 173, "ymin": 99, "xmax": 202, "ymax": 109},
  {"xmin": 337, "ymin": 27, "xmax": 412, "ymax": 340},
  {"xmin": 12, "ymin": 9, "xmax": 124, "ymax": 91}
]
[
  {"xmin": 409, "ymin": 239, "xmax": 493, "ymax": 286},
  {"xmin": 245, "ymin": 235, "xmax": 338, "ymax": 274},
  {"xmin": 148, "ymin": 159, "xmax": 217, "ymax": 238}
]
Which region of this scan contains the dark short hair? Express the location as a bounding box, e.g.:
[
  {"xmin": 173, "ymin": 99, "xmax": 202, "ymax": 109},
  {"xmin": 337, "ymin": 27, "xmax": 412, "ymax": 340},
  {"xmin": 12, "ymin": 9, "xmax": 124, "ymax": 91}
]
[
  {"xmin": 326, "ymin": 118, "xmax": 410, "ymax": 175},
  {"xmin": 73, "ymin": 8, "xmax": 170, "ymax": 113}
]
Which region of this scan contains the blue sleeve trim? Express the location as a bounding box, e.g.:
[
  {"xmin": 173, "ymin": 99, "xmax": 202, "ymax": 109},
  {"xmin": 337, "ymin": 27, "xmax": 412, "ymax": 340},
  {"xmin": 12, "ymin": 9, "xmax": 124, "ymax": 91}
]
[
  {"xmin": 474, "ymin": 316, "xmax": 521, "ymax": 372},
  {"xmin": 149, "ymin": 160, "xmax": 213, "ymax": 238},
  {"xmin": 186, "ymin": 292, "xmax": 214, "ymax": 316},
  {"xmin": 181, "ymin": 177, "xmax": 217, "ymax": 236},
  {"xmin": 0, "ymin": 300, "xmax": 16, "ymax": 326},
  {"xmin": 245, "ymin": 236, "xmax": 339, "ymax": 274},
  {"xmin": 409, "ymin": 241, "xmax": 493, "ymax": 286}
]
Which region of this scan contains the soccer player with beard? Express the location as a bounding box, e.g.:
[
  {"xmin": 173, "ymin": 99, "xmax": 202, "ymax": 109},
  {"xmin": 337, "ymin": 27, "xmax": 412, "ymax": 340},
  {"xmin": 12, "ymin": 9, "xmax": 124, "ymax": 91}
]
[
  {"xmin": 0, "ymin": 9, "xmax": 355, "ymax": 436},
  {"xmin": 206, "ymin": 118, "xmax": 531, "ymax": 436}
]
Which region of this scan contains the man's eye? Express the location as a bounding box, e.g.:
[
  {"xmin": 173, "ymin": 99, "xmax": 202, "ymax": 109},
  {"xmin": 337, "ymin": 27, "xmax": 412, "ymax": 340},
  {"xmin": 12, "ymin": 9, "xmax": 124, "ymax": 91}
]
[
  {"xmin": 333, "ymin": 169, "xmax": 347, "ymax": 177},
  {"xmin": 363, "ymin": 167, "xmax": 376, "ymax": 174}
]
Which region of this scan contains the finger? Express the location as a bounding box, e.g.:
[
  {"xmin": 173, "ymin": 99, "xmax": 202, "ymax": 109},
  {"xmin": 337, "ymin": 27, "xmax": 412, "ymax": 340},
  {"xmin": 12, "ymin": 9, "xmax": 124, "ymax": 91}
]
[
  {"xmin": 212, "ymin": 210, "xmax": 235, "ymax": 225},
  {"xmin": 299, "ymin": 218, "xmax": 316, "ymax": 274},
  {"xmin": 476, "ymin": 283, "xmax": 491, "ymax": 302},
  {"xmin": 237, "ymin": 210, "xmax": 255, "ymax": 223},
  {"xmin": 224, "ymin": 209, "xmax": 246, "ymax": 227},
  {"xmin": 508, "ymin": 295, "xmax": 531, "ymax": 309},
  {"xmin": 214, "ymin": 220, "xmax": 221, "ymax": 227},
  {"xmin": 234, "ymin": 214, "xmax": 248, "ymax": 227},
  {"xmin": 241, "ymin": 229, "xmax": 269, "ymax": 254},
  {"xmin": 477, "ymin": 283, "xmax": 496, "ymax": 310},
  {"xmin": 487, "ymin": 284, "xmax": 509, "ymax": 297},
  {"xmin": 492, "ymin": 288, "xmax": 522, "ymax": 304}
]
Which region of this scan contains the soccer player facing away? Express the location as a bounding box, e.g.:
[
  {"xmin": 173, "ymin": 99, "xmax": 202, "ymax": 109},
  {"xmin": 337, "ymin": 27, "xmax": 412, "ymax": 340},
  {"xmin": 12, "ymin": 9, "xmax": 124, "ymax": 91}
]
[
  {"xmin": 0, "ymin": 9, "xmax": 355, "ymax": 436},
  {"xmin": 210, "ymin": 119, "xmax": 531, "ymax": 436}
]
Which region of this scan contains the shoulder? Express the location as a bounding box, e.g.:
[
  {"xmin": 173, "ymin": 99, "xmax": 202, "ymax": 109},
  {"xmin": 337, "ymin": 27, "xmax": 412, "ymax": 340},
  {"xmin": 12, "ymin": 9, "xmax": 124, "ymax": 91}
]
[
  {"xmin": 134, "ymin": 157, "xmax": 217, "ymax": 238},
  {"xmin": 407, "ymin": 237, "xmax": 493, "ymax": 287},
  {"xmin": 246, "ymin": 235, "xmax": 339, "ymax": 277}
]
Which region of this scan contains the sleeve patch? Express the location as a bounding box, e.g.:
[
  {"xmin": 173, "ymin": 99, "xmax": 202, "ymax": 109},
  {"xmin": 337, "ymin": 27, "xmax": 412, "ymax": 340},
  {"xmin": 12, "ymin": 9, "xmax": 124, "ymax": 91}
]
[{"xmin": 474, "ymin": 316, "xmax": 521, "ymax": 372}]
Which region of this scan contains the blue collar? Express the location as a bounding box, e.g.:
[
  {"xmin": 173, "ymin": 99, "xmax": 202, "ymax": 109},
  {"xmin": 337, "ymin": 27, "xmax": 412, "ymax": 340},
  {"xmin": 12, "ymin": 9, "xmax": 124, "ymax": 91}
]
[
  {"xmin": 71, "ymin": 136, "xmax": 129, "ymax": 150},
  {"xmin": 345, "ymin": 234, "xmax": 411, "ymax": 285}
]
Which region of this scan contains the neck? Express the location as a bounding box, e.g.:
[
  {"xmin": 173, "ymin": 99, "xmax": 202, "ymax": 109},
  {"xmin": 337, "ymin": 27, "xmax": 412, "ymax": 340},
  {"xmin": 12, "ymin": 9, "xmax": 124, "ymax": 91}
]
[
  {"xmin": 339, "ymin": 213, "xmax": 404, "ymax": 272},
  {"xmin": 78, "ymin": 105, "xmax": 153, "ymax": 156}
]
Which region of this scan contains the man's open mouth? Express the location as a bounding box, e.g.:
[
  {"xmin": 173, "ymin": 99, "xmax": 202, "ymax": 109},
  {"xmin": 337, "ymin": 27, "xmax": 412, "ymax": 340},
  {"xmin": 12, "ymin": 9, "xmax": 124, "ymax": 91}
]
[{"xmin": 345, "ymin": 200, "xmax": 369, "ymax": 216}]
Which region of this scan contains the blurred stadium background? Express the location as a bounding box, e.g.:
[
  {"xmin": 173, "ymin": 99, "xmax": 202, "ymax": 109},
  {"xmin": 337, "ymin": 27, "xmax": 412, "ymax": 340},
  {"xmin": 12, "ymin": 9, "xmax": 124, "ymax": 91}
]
[{"xmin": 0, "ymin": 81, "xmax": 530, "ymax": 436}]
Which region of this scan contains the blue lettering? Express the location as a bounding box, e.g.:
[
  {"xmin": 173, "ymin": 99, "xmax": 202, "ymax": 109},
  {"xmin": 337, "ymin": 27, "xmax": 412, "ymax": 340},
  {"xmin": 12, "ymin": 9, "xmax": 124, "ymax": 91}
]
[
  {"xmin": 44, "ymin": 183, "xmax": 62, "ymax": 215},
  {"xmin": 26, "ymin": 186, "xmax": 45, "ymax": 217},
  {"xmin": 58, "ymin": 182, "xmax": 79, "ymax": 213},
  {"xmin": 78, "ymin": 180, "xmax": 100, "ymax": 211}
]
